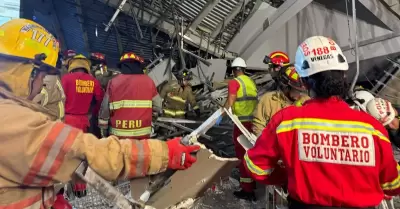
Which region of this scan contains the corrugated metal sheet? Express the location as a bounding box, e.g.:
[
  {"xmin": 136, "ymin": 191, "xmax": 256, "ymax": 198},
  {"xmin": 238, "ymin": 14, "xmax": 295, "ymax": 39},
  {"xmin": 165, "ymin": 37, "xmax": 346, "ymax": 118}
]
[{"xmin": 53, "ymin": 0, "xmax": 87, "ymax": 55}]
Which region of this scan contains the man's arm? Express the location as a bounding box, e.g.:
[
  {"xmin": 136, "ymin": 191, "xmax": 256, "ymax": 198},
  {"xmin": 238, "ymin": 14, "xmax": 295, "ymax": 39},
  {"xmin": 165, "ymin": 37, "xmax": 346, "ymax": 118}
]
[
  {"xmin": 377, "ymin": 127, "xmax": 400, "ymax": 196},
  {"xmin": 186, "ymin": 87, "xmax": 199, "ymax": 111},
  {"xmin": 93, "ymin": 79, "xmax": 105, "ymax": 116},
  {"xmin": 244, "ymin": 111, "xmax": 287, "ymax": 185},
  {"xmin": 224, "ymin": 80, "xmax": 240, "ymax": 110},
  {"xmin": 252, "ymin": 94, "xmax": 270, "ymax": 136}
]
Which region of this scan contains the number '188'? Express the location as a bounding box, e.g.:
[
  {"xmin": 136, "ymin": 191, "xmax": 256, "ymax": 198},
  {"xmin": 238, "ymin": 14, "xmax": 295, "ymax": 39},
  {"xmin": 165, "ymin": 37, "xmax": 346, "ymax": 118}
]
[{"xmin": 311, "ymin": 47, "xmax": 329, "ymax": 56}]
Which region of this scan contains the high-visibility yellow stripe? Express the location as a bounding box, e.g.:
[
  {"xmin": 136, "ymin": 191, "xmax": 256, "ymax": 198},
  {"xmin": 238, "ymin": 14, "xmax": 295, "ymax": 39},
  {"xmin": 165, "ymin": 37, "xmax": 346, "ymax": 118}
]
[
  {"xmin": 240, "ymin": 177, "xmax": 254, "ymax": 183},
  {"xmin": 110, "ymin": 100, "xmax": 152, "ymax": 110},
  {"xmin": 164, "ymin": 109, "xmax": 186, "ymax": 116},
  {"xmin": 244, "ymin": 152, "xmax": 274, "ymax": 176},
  {"xmin": 40, "ymin": 88, "xmax": 49, "ymax": 105},
  {"xmin": 381, "ymin": 164, "xmax": 400, "ymax": 190},
  {"xmin": 276, "ymin": 118, "xmax": 389, "ymax": 143},
  {"xmin": 110, "ymin": 126, "xmax": 152, "ymax": 137},
  {"xmin": 169, "ymin": 95, "xmax": 186, "ymax": 103}
]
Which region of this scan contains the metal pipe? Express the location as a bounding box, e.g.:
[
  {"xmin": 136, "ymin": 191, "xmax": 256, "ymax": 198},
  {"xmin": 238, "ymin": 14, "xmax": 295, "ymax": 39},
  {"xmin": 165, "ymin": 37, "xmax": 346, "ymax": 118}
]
[
  {"xmin": 145, "ymin": 54, "xmax": 164, "ymax": 71},
  {"xmin": 349, "ymin": 0, "xmax": 359, "ymax": 93},
  {"xmin": 105, "ymin": 0, "xmax": 128, "ymax": 32},
  {"xmin": 182, "ymin": 48, "xmax": 212, "ymax": 66}
]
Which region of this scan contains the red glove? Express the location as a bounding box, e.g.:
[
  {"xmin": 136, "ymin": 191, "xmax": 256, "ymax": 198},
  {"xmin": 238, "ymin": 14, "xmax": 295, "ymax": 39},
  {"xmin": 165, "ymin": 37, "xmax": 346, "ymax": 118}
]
[
  {"xmin": 52, "ymin": 194, "xmax": 72, "ymax": 209},
  {"xmin": 166, "ymin": 137, "xmax": 201, "ymax": 170},
  {"xmin": 73, "ymin": 181, "xmax": 87, "ymax": 198}
]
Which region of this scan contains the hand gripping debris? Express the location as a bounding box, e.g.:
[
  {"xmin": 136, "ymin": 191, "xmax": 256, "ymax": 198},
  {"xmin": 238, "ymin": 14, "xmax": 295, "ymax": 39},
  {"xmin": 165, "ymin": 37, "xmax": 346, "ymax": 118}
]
[{"xmin": 138, "ymin": 108, "xmax": 225, "ymax": 204}]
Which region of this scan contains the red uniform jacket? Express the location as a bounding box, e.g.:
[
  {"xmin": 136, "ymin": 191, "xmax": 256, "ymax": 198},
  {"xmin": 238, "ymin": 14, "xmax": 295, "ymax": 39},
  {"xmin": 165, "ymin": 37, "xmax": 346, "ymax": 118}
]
[
  {"xmin": 244, "ymin": 97, "xmax": 400, "ymax": 207},
  {"xmin": 100, "ymin": 74, "xmax": 157, "ymax": 139},
  {"xmin": 61, "ymin": 72, "xmax": 104, "ymax": 115}
]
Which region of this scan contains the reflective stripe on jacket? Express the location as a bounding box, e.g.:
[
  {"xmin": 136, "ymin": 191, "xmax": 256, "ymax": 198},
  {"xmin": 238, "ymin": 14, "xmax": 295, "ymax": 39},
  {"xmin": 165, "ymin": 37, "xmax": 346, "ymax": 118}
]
[
  {"xmin": 160, "ymin": 81, "xmax": 199, "ymax": 118},
  {"xmin": 233, "ymin": 75, "xmax": 257, "ymax": 122},
  {"xmin": 244, "ymin": 97, "xmax": 400, "ymax": 207},
  {"xmin": 0, "ymin": 93, "xmax": 170, "ymax": 207},
  {"xmin": 106, "ymin": 74, "xmax": 157, "ymax": 139}
]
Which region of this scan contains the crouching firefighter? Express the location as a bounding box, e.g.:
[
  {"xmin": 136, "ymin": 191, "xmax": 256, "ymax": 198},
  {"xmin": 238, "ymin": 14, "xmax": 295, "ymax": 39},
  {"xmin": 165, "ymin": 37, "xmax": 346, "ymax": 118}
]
[
  {"xmin": 98, "ymin": 52, "xmax": 162, "ymax": 139},
  {"xmin": 252, "ymin": 65, "xmax": 309, "ymax": 136},
  {"xmin": 160, "ymin": 69, "xmax": 200, "ymax": 118},
  {"xmin": 217, "ymin": 57, "xmax": 258, "ymax": 200},
  {"xmin": 61, "ymin": 54, "xmax": 104, "ymax": 197},
  {"xmin": 244, "ymin": 36, "xmax": 400, "ymax": 209},
  {"xmin": 0, "ymin": 18, "xmax": 200, "ymax": 208},
  {"xmin": 32, "ymin": 58, "xmax": 66, "ymax": 121}
]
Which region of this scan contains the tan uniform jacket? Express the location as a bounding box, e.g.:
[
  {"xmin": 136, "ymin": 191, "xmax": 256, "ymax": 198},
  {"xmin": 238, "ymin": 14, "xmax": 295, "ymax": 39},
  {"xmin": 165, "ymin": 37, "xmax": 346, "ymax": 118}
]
[
  {"xmin": 32, "ymin": 75, "xmax": 66, "ymax": 120},
  {"xmin": 252, "ymin": 91, "xmax": 310, "ymax": 136},
  {"xmin": 0, "ymin": 87, "xmax": 169, "ymax": 208},
  {"xmin": 160, "ymin": 81, "xmax": 199, "ymax": 117}
]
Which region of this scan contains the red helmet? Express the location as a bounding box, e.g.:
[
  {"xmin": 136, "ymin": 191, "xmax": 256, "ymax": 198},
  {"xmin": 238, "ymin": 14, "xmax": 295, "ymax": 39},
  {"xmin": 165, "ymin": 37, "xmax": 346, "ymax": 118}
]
[
  {"xmin": 90, "ymin": 52, "xmax": 107, "ymax": 64},
  {"xmin": 63, "ymin": 49, "xmax": 77, "ymax": 60},
  {"xmin": 279, "ymin": 65, "xmax": 306, "ymax": 91},
  {"xmin": 119, "ymin": 52, "xmax": 144, "ymax": 63},
  {"xmin": 266, "ymin": 51, "xmax": 290, "ymax": 67}
]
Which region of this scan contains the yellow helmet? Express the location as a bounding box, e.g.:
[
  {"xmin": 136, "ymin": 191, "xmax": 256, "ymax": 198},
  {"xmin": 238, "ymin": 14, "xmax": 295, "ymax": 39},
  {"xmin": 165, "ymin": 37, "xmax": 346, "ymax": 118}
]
[
  {"xmin": 67, "ymin": 54, "xmax": 91, "ymax": 73},
  {"xmin": 0, "ymin": 19, "xmax": 59, "ymax": 98},
  {"xmin": 0, "ymin": 18, "xmax": 59, "ymax": 67}
]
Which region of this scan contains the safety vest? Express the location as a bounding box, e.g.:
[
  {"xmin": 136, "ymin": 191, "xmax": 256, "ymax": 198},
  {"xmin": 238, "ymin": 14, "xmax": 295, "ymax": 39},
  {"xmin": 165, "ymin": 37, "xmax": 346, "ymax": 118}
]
[
  {"xmin": 233, "ymin": 75, "xmax": 257, "ymax": 122},
  {"xmin": 108, "ymin": 74, "xmax": 156, "ymax": 139}
]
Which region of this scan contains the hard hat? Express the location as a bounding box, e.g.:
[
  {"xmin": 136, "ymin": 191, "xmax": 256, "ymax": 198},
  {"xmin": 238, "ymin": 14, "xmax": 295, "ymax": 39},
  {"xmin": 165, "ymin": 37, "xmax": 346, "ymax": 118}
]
[
  {"xmin": 177, "ymin": 69, "xmax": 193, "ymax": 80},
  {"xmin": 90, "ymin": 52, "xmax": 106, "ymax": 64},
  {"xmin": 294, "ymin": 36, "xmax": 348, "ymax": 78},
  {"xmin": 231, "ymin": 57, "xmax": 247, "ymax": 68},
  {"xmin": 264, "ymin": 51, "xmax": 290, "ymax": 67},
  {"xmin": 119, "ymin": 52, "xmax": 144, "ymax": 63},
  {"xmin": 352, "ymin": 89, "xmax": 375, "ymax": 111},
  {"xmin": 278, "ymin": 65, "xmax": 306, "ymax": 91},
  {"xmin": 366, "ymin": 98, "xmax": 396, "ymax": 126},
  {"xmin": 0, "ymin": 19, "xmax": 59, "ymax": 67},
  {"xmin": 63, "ymin": 50, "xmax": 77, "ymax": 60},
  {"xmin": 67, "ymin": 54, "xmax": 91, "ymax": 73},
  {"xmin": 0, "ymin": 19, "xmax": 59, "ymax": 97}
]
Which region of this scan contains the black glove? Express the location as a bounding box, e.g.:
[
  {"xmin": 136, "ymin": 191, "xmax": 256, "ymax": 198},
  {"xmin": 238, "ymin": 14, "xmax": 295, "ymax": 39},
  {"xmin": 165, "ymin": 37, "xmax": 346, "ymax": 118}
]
[
  {"xmin": 100, "ymin": 128, "xmax": 108, "ymax": 138},
  {"xmin": 195, "ymin": 109, "xmax": 200, "ymax": 117}
]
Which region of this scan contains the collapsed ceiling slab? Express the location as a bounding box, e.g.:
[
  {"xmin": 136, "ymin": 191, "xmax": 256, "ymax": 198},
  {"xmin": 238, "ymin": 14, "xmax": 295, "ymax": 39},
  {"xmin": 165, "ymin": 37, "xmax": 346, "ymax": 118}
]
[
  {"xmin": 102, "ymin": 0, "xmax": 236, "ymax": 58},
  {"xmin": 242, "ymin": 0, "xmax": 397, "ymax": 70}
]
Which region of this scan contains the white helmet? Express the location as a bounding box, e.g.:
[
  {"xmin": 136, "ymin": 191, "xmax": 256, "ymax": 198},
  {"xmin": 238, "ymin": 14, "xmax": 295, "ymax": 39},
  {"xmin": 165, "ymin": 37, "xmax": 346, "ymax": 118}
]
[
  {"xmin": 351, "ymin": 90, "xmax": 375, "ymax": 111},
  {"xmin": 232, "ymin": 57, "xmax": 247, "ymax": 68},
  {"xmin": 294, "ymin": 36, "xmax": 349, "ymax": 77},
  {"xmin": 366, "ymin": 98, "xmax": 396, "ymax": 126}
]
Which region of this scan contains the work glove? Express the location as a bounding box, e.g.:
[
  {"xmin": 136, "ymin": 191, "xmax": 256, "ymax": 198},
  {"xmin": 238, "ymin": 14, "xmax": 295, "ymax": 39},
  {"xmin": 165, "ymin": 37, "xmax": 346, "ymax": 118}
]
[
  {"xmin": 215, "ymin": 116, "xmax": 223, "ymax": 126},
  {"xmin": 52, "ymin": 194, "xmax": 73, "ymax": 209},
  {"xmin": 166, "ymin": 137, "xmax": 201, "ymax": 170},
  {"xmin": 194, "ymin": 109, "xmax": 201, "ymax": 117},
  {"xmin": 100, "ymin": 128, "xmax": 108, "ymax": 138},
  {"xmin": 73, "ymin": 180, "xmax": 87, "ymax": 198}
]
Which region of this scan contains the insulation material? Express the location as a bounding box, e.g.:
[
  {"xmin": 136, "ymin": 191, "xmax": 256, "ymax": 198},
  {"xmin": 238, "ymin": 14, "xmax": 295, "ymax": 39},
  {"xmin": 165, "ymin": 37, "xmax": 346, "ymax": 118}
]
[
  {"xmin": 148, "ymin": 59, "xmax": 177, "ymax": 87},
  {"xmin": 189, "ymin": 59, "xmax": 227, "ymax": 86}
]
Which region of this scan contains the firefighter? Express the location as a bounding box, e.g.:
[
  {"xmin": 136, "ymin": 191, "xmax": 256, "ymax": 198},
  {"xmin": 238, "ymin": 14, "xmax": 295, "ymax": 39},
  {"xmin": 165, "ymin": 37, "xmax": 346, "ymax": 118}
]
[
  {"xmin": 252, "ymin": 65, "xmax": 309, "ymax": 136},
  {"xmin": 98, "ymin": 52, "xmax": 162, "ymax": 139},
  {"xmin": 61, "ymin": 54, "xmax": 105, "ymax": 196},
  {"xmin": 90, "ymin": 52, "xmax": 112, "ymax": 89},
  {"xmin": 244, "ymin": 36, "xmax": 400, "ymax": 208},
  {"xmin": 32, "ymin": 59, "xmax": 66, "ymax": 121},
  {"xmin": 366, "ymin": 98, "xmax": 400, "ymax": 148},
  {"xmin": 160, "ymin": 69, "xmax": 200, "ymax": 118},
  {"xmin": 348, "ymin": 87, "xmax": 375, "ymax": 111},
  {"xmin": 60, "ymin": 49, "xmax": 77, "ymax": 77},
  {"xmin": 0, "ymin": 18, "xmax": 200, "ymax": 208},
  {"xmin": 217, "ymin": 57, "xmax": 258, "ymax": 200},
  {"xmin": 263, "ymin": 51, "xmax": 290, "ymax": 83}
]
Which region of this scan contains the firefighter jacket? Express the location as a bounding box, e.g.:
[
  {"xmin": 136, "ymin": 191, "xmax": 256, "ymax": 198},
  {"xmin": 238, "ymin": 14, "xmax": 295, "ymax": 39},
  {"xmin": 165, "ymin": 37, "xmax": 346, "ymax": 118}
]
[
  {"xmin": 252, "ymin": 91, "xmax": 310, "ymax": 136},
  {"xmin": 0, "ymin": 87, "xmax": 170, "ymax": 208},
  {"xmin": 61, "ymin": 72, "xmax": 104, "ymax": 116},
  {"xmin": 98, "ymin": 74, "xmax": 158, "ymax": 139},
  {"xmin": 244, "ymin": 97, "xmax": 400, "ymax": 207},
  {"xmin": 232, "ymin": 75, "xmax": 257, "ymax": 122},
  {"xmin": 32, "ymin": 75, "xmax": 66, "ymax": 120},
  {"xmin": 160, "ymin": 80, "xmax": 199, "ymax": 118}
]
